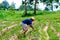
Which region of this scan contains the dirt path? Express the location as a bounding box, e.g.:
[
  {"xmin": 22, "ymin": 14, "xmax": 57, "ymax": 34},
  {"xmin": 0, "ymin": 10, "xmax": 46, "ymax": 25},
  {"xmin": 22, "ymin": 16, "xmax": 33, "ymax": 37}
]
[
  {"xmin": 0, "ymin": 24, "xmax": 17, "ymax": 35},
  {"xmin": 57, "ymin": 22, "xmax": 60, "ymax": 25},
  {"xmin": 56, "ymin": 21, "xmax": 60, "ymax": 26},
  {"xmin": 0, "ymin": 21, "xmax": 7, "ymax": 26},
  {"xmin": 42, "ymin": 22, "xmax": 49, "ymax": 40},
  {"xmin": 10, "ymin": 34, "xmax": 17, "ymax": 40},
  {"xmin": 50, "ymin": 22, "xmax": 60, "ymax": 40},
  {"xmin": 0, "ymin": 21, "xmax": 15, "ymax": 27},
  {"xmin": 0, "ymin": 20, "xmax": 7, "ymax": 24}
]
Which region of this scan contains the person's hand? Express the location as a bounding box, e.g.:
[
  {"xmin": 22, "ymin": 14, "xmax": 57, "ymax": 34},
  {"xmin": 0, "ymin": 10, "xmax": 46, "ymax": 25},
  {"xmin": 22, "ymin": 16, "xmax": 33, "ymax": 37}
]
[{"xmin": 32, "ymin": 27, "xmax": 34, "ymax": 30}]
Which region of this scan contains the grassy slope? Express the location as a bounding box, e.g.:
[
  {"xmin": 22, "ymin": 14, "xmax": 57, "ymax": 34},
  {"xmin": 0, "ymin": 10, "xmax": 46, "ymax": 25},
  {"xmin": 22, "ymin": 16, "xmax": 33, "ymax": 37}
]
[{"xmin": 0, "ymin": 10, "xmax": 60, "ymax": 40}]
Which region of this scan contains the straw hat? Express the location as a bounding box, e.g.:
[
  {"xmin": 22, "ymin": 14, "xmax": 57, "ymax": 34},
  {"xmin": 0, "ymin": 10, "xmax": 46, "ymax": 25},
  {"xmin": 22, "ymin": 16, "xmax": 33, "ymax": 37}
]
[{"xmin": 30, "ymin": 17, "xmax": 35, "ymax": 20}]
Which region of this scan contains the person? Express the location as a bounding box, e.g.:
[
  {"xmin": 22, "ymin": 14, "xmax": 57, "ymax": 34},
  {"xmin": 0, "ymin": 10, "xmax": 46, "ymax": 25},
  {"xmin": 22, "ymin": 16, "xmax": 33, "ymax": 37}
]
[{"xmin": 20, "ymin": 17, "xmax": 35, "ymax": 36}]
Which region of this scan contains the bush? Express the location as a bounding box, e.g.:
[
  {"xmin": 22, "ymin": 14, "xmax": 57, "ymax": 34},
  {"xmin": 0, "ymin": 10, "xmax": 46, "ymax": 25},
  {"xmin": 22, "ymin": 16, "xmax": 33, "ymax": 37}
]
[{"xmin": 0, "ymin": 10, "xmax": 7, "ymax": 18}]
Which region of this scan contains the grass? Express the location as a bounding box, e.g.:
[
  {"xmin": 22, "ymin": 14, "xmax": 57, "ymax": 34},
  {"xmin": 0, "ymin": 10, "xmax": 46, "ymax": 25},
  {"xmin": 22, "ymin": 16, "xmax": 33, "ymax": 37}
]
[
  {"xmin": 0, "ymin": 10, "xmax": 60, "ymax": 40},
  {"xmin": 48, "ymin": 26, "xmax": 59, "ymax": 40},
  {"xmin": 52, "ymin": 21, "xmax": 60, "ymax": 32},
  {"xmin": 0, "ymin": 21, "xmax": 15, "ymax": 30},
  {"xmin": 0, "ymin": 24, "xmax": 21, "ymax": 40}
]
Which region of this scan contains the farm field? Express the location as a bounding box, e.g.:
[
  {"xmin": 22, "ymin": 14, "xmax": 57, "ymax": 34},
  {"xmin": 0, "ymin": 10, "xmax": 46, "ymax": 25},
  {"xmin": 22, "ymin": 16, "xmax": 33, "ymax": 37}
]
[{"xmin": 0, "ymin": 10, "xmax": 60, "ymax": 40}]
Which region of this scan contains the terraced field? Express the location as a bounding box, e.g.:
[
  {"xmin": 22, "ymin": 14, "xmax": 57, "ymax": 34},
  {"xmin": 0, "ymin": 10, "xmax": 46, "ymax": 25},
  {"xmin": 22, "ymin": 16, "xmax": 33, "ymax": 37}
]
[
  {"xmin": 0, "ymin": 20, "xmax": 60, "ymax": 40},
  {"xmin": 0, "ymin": 10, "xmax": 60, "ymax": 40}
]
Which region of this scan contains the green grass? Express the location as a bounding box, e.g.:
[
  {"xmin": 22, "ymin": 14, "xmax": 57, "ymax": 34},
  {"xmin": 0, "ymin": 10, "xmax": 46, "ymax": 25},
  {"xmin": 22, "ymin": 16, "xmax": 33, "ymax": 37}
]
[
  {"xmin": 52, "ymin": 21, "xmax": 60, "ymax": 32},
  {"xmin": 48, "ymin": 26, "xmax": 59, "ymax": 40},
  {"xmin": 0, "ymin": 24, "xmax": 21, "ymax": 40},
  {"xmin": 0, "ymin": 10, "xmax": 60, "ymax": 40},
  {"xmin": 0, "ymin": 21, "xmax": 15, "ymax": 31}
]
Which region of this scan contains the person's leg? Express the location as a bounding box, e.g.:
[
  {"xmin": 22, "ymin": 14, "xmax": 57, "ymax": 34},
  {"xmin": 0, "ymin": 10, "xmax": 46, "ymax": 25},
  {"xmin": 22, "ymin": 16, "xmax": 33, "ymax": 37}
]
[
  {"xmin": 23, "ymin": 29, "xmax": 28, "ymax": 36},
  {"xmin": 21, "ymin": 23, "xmax": 28, "ymax": 35}
]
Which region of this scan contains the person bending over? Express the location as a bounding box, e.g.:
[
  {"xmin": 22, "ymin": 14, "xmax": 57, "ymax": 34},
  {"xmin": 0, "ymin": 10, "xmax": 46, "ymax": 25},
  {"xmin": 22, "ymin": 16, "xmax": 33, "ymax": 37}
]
[{"xmin": 21, "ymin": 17, "xmax": 35, "ymax": 36}]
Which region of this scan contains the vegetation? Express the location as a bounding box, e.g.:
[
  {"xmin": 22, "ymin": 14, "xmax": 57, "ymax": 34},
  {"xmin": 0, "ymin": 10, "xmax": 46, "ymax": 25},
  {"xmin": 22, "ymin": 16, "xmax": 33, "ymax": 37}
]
[
  {"xmin": 0, "ymin": 0, "xmax": 60, "ymax": 40},
  {"xmin": 0, "ymin": 10, "xmax": 60, "ymax": 40}
]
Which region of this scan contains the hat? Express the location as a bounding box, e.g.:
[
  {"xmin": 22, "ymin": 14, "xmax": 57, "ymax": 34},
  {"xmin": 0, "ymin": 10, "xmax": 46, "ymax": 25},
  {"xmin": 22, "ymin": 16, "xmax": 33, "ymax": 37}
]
[{"xmin": 30, "ymin": 17, "xmax": 35, "ymax": 20}]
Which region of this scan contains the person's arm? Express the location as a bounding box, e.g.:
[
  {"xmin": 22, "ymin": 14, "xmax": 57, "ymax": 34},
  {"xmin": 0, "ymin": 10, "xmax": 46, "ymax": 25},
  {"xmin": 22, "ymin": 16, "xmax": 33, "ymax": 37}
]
[{"xmin": 29, "ymin": 24, "xmax": 34, "ymax": 29}]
